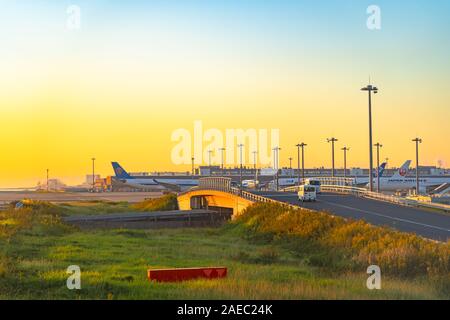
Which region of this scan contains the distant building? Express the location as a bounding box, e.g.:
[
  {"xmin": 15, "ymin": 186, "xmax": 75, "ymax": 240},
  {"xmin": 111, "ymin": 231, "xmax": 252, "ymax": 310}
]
[{"xmin": 85, "ymin": 175, "xmax": 100, "ymax": 185}]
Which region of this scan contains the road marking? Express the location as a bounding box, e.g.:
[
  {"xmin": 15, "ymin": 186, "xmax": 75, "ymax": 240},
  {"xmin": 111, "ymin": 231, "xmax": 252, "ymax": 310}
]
[{"xmin": 319, "ymin": 199, "xmax": 450, "ymax": 233}]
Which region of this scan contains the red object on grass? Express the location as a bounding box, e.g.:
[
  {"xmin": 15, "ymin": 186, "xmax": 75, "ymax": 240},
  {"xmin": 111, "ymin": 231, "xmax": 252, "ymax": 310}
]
[{"xmin": 147, "ymin": 267, "xmax": 227, "ymax": 282}]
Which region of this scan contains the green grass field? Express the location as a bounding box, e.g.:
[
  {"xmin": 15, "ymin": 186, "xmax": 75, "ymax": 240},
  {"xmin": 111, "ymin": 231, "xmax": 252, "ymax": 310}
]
[{"xmin": 0, "ymin": 200, "xmax": 448, "ymax": 299}]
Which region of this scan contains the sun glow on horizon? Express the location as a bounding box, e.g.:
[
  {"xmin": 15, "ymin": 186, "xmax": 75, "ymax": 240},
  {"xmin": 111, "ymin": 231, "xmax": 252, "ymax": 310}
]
[{"xmin": 1, "ymin": 1, "xmax": 449, "ymax": 187}]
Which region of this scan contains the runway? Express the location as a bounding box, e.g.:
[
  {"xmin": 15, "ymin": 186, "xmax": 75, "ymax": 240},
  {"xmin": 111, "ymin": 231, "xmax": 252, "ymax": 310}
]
[{"xmin": 252, "ymin": 191, "xmax": 450, "ymax": 241}]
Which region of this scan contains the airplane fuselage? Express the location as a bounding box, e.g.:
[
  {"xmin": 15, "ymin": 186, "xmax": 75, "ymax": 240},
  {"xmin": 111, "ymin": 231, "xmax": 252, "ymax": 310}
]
[{"xmin": 371, "ymin": 176, "xmax": 450, "ymax": 191}]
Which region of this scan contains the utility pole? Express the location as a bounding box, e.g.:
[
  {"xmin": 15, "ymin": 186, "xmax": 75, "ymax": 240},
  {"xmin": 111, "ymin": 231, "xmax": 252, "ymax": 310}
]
[
  {"xmin": 91, "ymin": 157, "xmax": 96, "ymax": 192},
  {"xmin": 327, "ymin": 137, "xmax": 338, "ymax": 177},
  {"xmin": 191, "ymin": 157, "xmax": 195, "ymax": 175},
  {"xmin": 238, "ymin": 144, "xmax": 244, "ymax": 190},
  {"xmin": 373, "ymin": 143, "xmax": 382, "ymax": 193},
  {"xmin": 46, "ymin": 169, "xmax": 49, "ymax": 192},
  {"xmin": 412, "ymin": 138, "xmax": 422, "ymax": 194},
  {"xmin": 361, "ymin": 83, "xmax": 378, "ymax": 192},
  {"xmin": 341, "ymin": 146, "xmax": 350, "ymax": 179}
]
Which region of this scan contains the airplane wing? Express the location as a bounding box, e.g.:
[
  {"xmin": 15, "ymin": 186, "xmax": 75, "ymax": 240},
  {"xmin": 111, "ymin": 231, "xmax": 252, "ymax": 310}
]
[{"xmin": 152, "ymin": 179, "xmax": 181, "ymax": 192}]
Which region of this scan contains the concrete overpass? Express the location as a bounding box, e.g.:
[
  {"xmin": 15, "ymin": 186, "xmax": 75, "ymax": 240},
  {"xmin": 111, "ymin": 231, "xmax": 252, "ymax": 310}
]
[
  {"xmin": 177, "ymin": 177, "xmax": 273, "ymax": 218},
  {"xmin": 177, "ymin": 177, "xmax": 450, "ymax": 241}
]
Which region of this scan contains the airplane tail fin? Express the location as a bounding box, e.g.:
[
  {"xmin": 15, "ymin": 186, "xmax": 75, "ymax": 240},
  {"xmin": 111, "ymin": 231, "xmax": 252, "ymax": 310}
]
[
  {"xmin": 391, "ymin": 160, "xmax": 411, "ymax": 178},
  {"xmin": 111, "ymin": 162, "xmax": 132, "ymax": 179},
  {"xmin": 378, "ymin": 162, "xmax": 387, "ymax": 177},
  {"xmin": 372, "ymin": 162, "xmax": 387, "ymax": 177}
]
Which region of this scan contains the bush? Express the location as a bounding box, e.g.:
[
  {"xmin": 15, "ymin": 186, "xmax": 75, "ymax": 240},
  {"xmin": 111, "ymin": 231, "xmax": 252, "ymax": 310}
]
[
  {"xmin": 0, "ymin": 200, "xmax": 63, "ymax": 240},
  {"xmin": 235, "ymin": 202, "xmax": 450, "ymax": 280},
  {"xmin": 133, "ymin": 194, "xmax": 178, "ymax": 211}
]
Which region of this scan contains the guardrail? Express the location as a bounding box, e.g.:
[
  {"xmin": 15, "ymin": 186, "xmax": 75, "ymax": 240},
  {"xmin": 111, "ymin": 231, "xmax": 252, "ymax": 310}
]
[
  {"xmin": 181, "ymin": 178, "xmax": 306, "ymax": 211},
  {"xmin": 284, "ymin": 185, "xmax": 450, "ymax": 213},
  {"xmin": 184, "ymin": 178, "xmax": 450, "ymax": 213}
]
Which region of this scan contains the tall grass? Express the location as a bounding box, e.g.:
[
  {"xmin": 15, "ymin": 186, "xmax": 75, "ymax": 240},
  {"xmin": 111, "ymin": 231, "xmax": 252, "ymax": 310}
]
[
  {"xmin": 0, "ymin": 200, "xmax": 67, "ymax": 240},
  {"xmin": 234, "ymin": 202, "xmax": 450, "ymax": 292},
  {"xmin": 133, "ymin": 193, "xmax": 178, "ymax": 211}
]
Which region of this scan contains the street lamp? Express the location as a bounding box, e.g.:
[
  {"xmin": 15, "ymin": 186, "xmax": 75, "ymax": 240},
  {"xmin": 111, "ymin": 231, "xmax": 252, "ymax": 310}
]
[
  {"xmin": 191, "ymin": 157, "xmax": 195, "ymax": 175},
  {"xmin": 412, "ymin": 138, "xmax": 422, "ymax": 194},
  {"xmin": 361, "ymin": 83, "xmax": 378, "ymax": 191},
  {"xmin": 91, "ymin": 157, "xmax": 96, "ymax": 192},
  {"xmin": 238, "ymin": 144, "xmax": 244, "ymax": 189},
  {"xmin": 327, "ymin": 137, "xmax": 338, "ymax": 177},
  {"xmin": 288, "ymin": 157, "xmax": 293, "ymax": 177},
  {"xmin": 219, "ymin": 147, "xmax": 226, "ymax": 172},
  {"xmin": 373, "ymin": 143, "xmax": 382, "ymax": 193},
  {"xmin": 296, "ymin": 143, "xmax": 307, "ymax": 186},
  {"xmin": 272, "ymin": 146, "xmax": 281, "ymax": 191},
  {"xmin": 341, "ymin": 146, "xmax": 350, "ymax": 179},
  {"xmin": 252, "ymin": 150, "xmax": 258, "ymax": 184},
  {"xmin": 208, "ymin": 150, "xmax": 213, "ymax": 167}
]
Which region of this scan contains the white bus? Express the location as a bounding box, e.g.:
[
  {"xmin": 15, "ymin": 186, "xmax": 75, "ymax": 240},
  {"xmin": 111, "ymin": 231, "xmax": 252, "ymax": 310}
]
[{"xmin": 298, "ymin": 185, "xmax": 317, "ymax": 202}]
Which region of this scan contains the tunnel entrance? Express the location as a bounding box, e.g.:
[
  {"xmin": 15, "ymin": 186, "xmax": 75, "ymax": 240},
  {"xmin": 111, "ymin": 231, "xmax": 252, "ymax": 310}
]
[{"xmin": 190, "ymin": 196, "xmax": 233, "ymax": 221}]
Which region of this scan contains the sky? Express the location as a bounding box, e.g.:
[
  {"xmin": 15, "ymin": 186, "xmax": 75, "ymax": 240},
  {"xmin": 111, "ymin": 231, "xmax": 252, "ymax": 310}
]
[{"xmin": 0, "ymin": 0, "xmax": 449, "ymax": 187}]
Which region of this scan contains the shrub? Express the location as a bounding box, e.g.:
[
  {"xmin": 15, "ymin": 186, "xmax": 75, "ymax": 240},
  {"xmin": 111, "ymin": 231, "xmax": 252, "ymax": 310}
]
[
  {"xmin": 235, "ymin": 202, "xmax": 450, "ymax": 280},
  {"xmin": 133, "ymin": 194, "xmax": 178, "ymax": 211},
  {"xmin": 0, "ymin": 200, "xmax": 64, "ymax": 240}
]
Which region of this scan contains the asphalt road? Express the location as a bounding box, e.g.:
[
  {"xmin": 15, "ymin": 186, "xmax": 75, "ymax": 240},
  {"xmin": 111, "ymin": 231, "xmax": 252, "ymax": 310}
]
[{"xmin": 252, "ymin": 191, "xmax": 450, "ymax": 242}]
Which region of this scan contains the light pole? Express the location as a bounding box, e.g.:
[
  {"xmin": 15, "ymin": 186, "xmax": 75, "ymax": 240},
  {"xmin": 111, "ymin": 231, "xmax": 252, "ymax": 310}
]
[
  {"xmin": 288, "ymin": 157, "xmax": 293, "ymax": 177},
  {"xmin": 361, "ymin": 83, "xmax": 378, "ymax": 191},
  {"xmin": 252, "ymin": 150, "xmax": 258, "ymax": 183},
  {"xmin": 219, "ymin": 147, "xmax": 226, "ymax": 173},
  {"xmin": 341, "ymin": 146, "xmax": 350, "ymax": 179},
  {"xmin": 208, "ymin": 150, "xmax": 213, "ymax": 167},
  {"xmin": 374, "ymin": 143, "xmax": 382, "ymax": 192},
  {"xmin": 191, "ymin": 157, "xmax": 195, "ymax": 175},
  {"xmin": 327, "ymin": 137, "xmax": 338, "ymax": 177},
  {"xmin": 296, "ymin": 143, "xmax": 307, "ymax": 186},
  {"xmin": 46, "ymin": 168, "xmax": 49, "ymax": 192},
  {"xmin": 273, "ymin": 147, "xmax": 281, "ymax": 191},
  {"xmin": 412, "ymin": 138, "xmax": 422, "ymax": 194},
  {"xmin": 238, "ymin": 143, "xmax": 244, "ymax": 189},
  {"xmin": 91, "ymin": 157, "xmax": 96, "ymax": 192}
]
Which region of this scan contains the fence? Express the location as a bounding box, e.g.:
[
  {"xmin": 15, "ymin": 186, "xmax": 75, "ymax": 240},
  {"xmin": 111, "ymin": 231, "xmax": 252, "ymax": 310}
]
[
  {"xmin": 187, "ymin": 178, "xmax": 450, "ymax": 213},
  {"xmin": 284, "ymin": 184, "xmax": 450, "ymax": 213},
  {"xmin": 185, "ymin": 178, "xmax": 311, "ymax": 211}
]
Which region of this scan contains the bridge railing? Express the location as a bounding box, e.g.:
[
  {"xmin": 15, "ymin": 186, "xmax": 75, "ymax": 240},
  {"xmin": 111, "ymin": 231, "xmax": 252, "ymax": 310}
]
[
  {"xmin": 283, "ymin": 184, "xmax": 450, "ymax": 212},
  {"xmin": 183, "ymin": 178, "xmax": 307, "ymax": 211},
  {"xmin": 185, "ymin": 178, "xmax": 450, "ymax": 213}
]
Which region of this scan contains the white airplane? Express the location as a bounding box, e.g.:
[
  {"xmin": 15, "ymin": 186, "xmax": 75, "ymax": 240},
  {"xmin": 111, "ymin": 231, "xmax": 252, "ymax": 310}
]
[
  {"xmin": 111, "ymin": 162, "xmax": 198, "ymax": 191},
  {"xmin": 273, "ymin": 163, "xmax": 388, "ymax": 188},
  {"xmin": 368, "ymin": 160, "xmax": 450, "ymax": 193}
]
